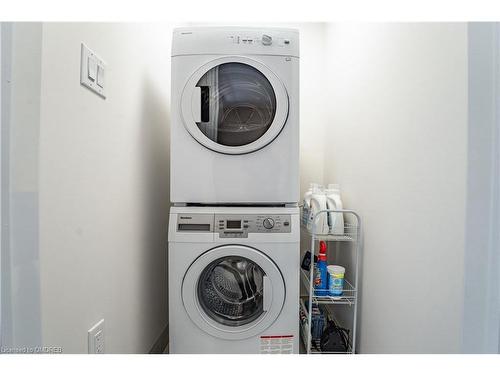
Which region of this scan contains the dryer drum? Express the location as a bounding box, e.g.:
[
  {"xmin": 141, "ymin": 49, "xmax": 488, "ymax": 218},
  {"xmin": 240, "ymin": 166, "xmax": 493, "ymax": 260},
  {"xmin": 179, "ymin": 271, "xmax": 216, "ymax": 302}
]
[{"xmin": 198, "ymin": 256, "xmax": 265, "ymax": 326}]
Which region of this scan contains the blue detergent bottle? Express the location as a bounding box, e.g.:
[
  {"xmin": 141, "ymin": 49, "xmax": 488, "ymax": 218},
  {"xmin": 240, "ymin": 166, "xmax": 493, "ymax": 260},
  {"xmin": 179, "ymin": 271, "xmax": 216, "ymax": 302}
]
[{"xmin": 314, "ymin": 241, "xmax": 328, "ymax": 296}]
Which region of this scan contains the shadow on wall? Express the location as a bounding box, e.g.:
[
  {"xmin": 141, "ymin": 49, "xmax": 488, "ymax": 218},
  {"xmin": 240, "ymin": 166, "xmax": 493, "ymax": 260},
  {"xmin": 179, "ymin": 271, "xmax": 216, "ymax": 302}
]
[{"xmin": 137, "ymin": 75, "xmax": 170, "ymax": 350}]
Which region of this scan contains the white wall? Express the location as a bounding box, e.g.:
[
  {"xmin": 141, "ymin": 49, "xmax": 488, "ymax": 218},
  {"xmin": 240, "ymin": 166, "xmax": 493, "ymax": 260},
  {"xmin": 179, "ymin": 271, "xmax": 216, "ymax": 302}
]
[
  {"xmin": 297, "ymin": 23, "xmax": 327, "ymax": 197},
  {"xmin": 321, "ymin": 23, "xmax": 468, "ymax": 353},
  {"xmin": 1, "ymin": 23, "xmax": 172, "ymax": 353},
  {"xmin": 36, "ymin": 23, "xmax": 172, "ymax": 353}
]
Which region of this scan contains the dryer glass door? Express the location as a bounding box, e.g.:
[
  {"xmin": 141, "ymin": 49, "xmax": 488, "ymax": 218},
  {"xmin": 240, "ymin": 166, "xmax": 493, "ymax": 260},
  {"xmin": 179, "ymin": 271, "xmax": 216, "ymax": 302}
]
[
  {"xmin": 196, "ymin": 63, "xmax": 276, "ymax": 147},
  {"xmin": 182, "ymin": 245, "xmax": 286, "ymax": 340},
  {"xmin": 181, "ymin": 57, "xmax": 289, "ymax": 155}
]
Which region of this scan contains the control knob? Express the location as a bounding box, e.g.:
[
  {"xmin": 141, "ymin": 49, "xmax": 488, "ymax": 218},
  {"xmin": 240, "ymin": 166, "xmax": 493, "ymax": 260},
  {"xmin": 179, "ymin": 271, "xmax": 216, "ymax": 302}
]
[
  {"xmin": 263, "ymin": 217, "xmax": 275, "ymax": 229},
  {"xmin": 261, "ymin": 34, "xmax": 272, "ymax": 46}
]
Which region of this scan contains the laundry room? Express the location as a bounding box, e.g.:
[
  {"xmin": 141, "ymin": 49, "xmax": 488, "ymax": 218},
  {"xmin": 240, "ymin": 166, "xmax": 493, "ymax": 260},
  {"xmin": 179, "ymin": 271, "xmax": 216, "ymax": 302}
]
[{"xmin": 1, "ymin": 1, "xmax": 500, "ymax": 372}]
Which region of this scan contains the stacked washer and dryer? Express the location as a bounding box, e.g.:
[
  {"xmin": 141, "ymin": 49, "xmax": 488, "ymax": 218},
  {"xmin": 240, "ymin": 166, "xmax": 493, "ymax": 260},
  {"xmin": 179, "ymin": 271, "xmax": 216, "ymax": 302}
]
[{"xmin": 168, "ymin": 27, "xmax": 300, "ymax": 354}]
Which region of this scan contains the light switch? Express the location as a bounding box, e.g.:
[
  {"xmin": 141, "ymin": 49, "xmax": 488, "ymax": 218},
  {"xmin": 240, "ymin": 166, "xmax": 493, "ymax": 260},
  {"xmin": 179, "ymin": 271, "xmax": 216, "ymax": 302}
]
[
  {"xmin": 88, "ymin": 57, "xmax": 97, "ymax": 81},
  {"xmin": 80, "ymin": 43, "xmax": 106, "ymax": 99},
  {"xmin": 96, "ymin": 64, "xmax": 104, "ymax": 88}
]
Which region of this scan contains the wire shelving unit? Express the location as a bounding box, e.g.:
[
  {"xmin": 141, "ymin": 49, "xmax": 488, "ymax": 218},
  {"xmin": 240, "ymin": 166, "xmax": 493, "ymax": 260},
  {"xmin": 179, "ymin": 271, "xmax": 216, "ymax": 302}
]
[{"xmin": 300, "ymin": 208, "xmax": 361, "ymax": 354}]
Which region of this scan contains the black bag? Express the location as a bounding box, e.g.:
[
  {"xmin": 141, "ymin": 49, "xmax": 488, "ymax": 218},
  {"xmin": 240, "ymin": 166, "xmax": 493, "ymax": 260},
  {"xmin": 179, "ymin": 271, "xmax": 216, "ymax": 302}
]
[
  {"xmin": 319, "ymin": 320, "xmax": 350, "ymax": 353},
  {"xmin": 301, "ymin": 251, "xmax": 318, "ymax": 271}
]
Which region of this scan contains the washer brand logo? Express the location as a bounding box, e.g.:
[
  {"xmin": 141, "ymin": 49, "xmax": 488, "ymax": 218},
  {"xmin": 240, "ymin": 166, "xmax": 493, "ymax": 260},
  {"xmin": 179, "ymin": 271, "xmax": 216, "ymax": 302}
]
[{"xmin": 180, "ymin": 216, "xmax": 193, "ymax": 219}]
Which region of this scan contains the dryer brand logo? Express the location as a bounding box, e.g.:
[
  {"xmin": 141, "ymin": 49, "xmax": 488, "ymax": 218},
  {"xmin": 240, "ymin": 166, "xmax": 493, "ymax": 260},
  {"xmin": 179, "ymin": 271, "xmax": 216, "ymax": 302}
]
[{"xmin": 180, "ymin": 216, "xmax": 193, "ymax": 220}]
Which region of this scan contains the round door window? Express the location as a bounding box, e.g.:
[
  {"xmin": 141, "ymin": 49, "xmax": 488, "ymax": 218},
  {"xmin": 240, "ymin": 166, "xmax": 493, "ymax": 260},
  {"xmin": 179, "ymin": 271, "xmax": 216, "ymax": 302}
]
[
  {"xmin": 195, "ymin": 63, "xmax": 277, "ymax": 147},
  {"xmin": 197, "ymin": 256, "xmax": 265, "ymax": 327},
  {"xmin": 182, "ymin": 245, "xmax": 285, "ymax": 340}
]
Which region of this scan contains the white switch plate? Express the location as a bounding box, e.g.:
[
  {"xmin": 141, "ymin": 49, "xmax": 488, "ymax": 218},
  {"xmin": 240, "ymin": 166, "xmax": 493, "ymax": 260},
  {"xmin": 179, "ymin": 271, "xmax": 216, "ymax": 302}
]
[
  {"xmin": 88, "ymin": 319, "xmax": 105, "ymax": 354},
  {"xmin": 80, "ymin": 43, "xmax": 106, "ymax": 98}
]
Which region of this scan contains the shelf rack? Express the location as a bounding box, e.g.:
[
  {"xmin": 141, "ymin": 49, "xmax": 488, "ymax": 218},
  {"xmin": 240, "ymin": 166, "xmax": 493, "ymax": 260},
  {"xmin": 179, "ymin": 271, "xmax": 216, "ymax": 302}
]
[
  {"xmin": 300, "ymin": 208, "xmax": 361, "ymax": 354},
  {"xmin": 299, "ymin": 298, "xmax": 353, "ymax": 354}
]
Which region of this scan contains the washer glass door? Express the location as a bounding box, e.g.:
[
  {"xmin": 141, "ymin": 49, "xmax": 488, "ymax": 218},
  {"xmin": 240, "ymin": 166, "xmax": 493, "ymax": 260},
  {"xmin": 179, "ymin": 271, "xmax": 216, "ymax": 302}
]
[
  {"xmin": 182, "ymin": 245, "xmax": 286, "ymax": 340},
  {"xmin": 198, "ymin": 256, "xmax": 265, "ymax": 327},
  {"xmin": 181, "ymin": 57, "xmax": 289, "ymax": 155}
]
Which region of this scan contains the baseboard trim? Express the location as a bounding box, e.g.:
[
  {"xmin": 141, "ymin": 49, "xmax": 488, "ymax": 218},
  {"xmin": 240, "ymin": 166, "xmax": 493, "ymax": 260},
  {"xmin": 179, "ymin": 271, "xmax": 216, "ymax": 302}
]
[{"xmin": 149, "ymin": 324, "xmax": 169, "ymax": 354}]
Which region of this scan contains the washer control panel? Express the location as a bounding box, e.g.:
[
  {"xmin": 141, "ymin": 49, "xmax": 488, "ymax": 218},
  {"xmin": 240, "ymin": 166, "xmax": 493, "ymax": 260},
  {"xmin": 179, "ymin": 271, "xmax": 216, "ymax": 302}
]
[{"xmin": 215, "ymin": 214, "xmax": 291, "ymax": 238}]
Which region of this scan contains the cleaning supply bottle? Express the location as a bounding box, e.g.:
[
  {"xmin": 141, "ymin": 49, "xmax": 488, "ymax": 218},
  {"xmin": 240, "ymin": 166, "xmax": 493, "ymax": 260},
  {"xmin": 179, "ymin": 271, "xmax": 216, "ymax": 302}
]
[
  {"xmin": 307, "ymin": 185, "xmax": 329, "ymax": 235},
  {"xmin": 314, "ymin": 241, "xmax": 328, "ymax": 296},
  {"xmin": 325, "ymin": 184, "xmax": 344, "ymax": 235},
  {"xmin": 303, "ymin": 183, "xmax": 321, "ymax": 225}
]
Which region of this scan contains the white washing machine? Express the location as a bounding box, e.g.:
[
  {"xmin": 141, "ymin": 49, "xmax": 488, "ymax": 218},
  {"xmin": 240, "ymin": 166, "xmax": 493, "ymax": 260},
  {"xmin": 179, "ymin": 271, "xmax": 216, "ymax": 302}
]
[
  {"xmin": 168, "ymin": 206, "xmax": 299, "ymax": 353},
  {"xmin": 170, "ymin": 27, "xmax": 300, "ymax": 204}
]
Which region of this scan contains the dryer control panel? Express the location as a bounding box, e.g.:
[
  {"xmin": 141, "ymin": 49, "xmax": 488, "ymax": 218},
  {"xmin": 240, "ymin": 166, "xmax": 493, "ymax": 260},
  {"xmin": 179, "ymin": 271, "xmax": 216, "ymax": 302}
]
[
  {"xmin": 172, "ymin": 27, "xmax": 300, "ymax": 58},
  {"xmin": 228, "ymin": 34, "xmax": 292, "ymax": 48}
]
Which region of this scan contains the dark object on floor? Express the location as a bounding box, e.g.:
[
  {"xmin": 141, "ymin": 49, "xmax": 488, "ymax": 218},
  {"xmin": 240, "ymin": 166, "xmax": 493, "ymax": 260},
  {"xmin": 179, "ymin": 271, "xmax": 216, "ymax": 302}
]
[
  {"xmin": 301, "ymin": 250, "xmax": 317, "ymax": 271},
  {"xmin": 320, "ymin": 320, "xmax": 350, "ymax": 353}
]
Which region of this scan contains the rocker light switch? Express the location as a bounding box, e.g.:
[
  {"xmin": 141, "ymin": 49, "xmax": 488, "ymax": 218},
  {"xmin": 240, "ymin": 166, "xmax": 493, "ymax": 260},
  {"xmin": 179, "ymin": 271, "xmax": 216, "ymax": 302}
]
[
  {"xmin": 80, "ymin": 43, "xmax": 106, "ymax": 98},
  {"xmin": 88, "ymin": 57, "xmax": 97, "ymax": 81},
  {"xmin": 96, "ymin": 64, "xmax": 104, "ymax": 88}
]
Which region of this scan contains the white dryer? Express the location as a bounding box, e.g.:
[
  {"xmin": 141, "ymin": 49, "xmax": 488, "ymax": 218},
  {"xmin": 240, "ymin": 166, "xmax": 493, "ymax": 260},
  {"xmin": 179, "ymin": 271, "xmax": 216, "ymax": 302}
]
[
  {"xmin": 168, "ymin": 206, "xmax": 299, "ymax": 353},
  {"xmin": 170, "ymin": 27, "xmax": 299, "ymax": 204}
]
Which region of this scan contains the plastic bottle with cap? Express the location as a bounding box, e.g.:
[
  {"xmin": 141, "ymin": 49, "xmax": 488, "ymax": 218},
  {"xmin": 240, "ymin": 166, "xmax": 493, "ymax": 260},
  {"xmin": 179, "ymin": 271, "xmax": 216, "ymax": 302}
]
[
  {"xmin": 303, "ymin": 183, "xmax": 321, "ymax": 225},
  {"xmin": 314, "ymin": 241, "xmax": 328, "ymax": 296},
  {"xmin": 325, "ymin": 183, "xmax": 344, "ymax": 235},
  {"xmin": 307, "ymin": 185, "xmax": 329, "ymax": 235},
  {"xmin": 328, "ymin": 265, "xmax": 345, "ymax": 297}
]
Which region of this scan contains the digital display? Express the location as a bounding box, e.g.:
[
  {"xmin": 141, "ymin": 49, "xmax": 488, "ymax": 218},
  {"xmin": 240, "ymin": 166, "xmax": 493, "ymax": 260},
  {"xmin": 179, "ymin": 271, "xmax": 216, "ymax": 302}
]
[{"xmin": 226, "ymin": 220, "xmax": 241, "ymax": 229}]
